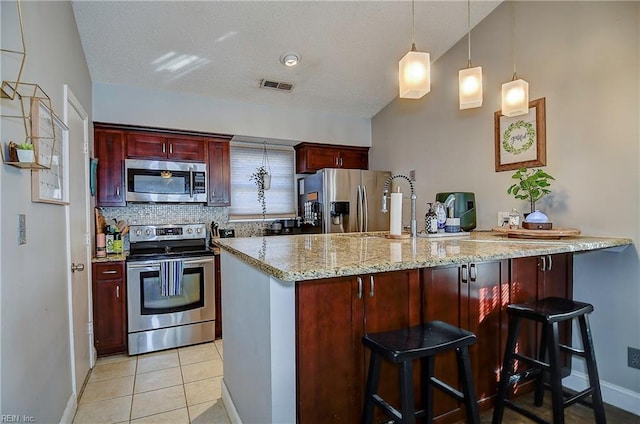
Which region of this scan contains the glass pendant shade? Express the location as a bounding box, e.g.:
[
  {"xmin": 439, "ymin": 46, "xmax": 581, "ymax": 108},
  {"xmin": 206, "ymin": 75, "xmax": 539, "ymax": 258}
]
[
  {"xmin": 399, "ymin": 50, "xmax": 430, "ymax": 99},
  {"xmin": 501, "ymin": 78, "xmax": 529, "ymax": 117},
  {"xmin": 458, "ymin": 66, "xmax": 483, "ymax": 109}
]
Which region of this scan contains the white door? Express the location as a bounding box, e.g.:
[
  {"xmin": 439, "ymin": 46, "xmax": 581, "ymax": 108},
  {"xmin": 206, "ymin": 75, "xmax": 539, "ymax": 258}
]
[{"xmin": 65, "ymin": 86, "xmax": 92, "ymax": 399}]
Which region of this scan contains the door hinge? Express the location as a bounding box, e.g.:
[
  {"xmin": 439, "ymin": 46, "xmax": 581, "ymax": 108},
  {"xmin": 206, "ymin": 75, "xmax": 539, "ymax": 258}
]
[
  {"xmin": 85, "ymin": 233, "xmax": 91, "ymax": 246},
  {"xmin": 87, "ymin": 321, "xmax": 93, "ymax": 336}
]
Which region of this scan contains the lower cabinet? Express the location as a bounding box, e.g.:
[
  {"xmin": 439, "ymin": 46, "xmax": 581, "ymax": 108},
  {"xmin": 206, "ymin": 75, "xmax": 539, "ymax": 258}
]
[
  {"xmin": 422, "ymin": 260, "xmax": 508, "ymax": 422},
  {"xmin": 295, "ymin": 269, "xmax": 421, "ymax": 423},
  {"xmin": 92, "ymin": 262, "xmax": 127, "ymax": 356}
]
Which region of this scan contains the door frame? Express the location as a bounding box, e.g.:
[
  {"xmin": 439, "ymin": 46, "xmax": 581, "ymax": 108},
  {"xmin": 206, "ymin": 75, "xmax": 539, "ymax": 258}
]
[{"xmin": 63, "ymin": 85, "xmax": 93, "ymax": 400}]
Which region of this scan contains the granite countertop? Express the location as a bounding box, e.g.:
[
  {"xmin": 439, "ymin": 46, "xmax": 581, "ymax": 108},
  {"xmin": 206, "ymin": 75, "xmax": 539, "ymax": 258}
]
[{"xmin": 215, "ymin": 231, "xmax": 633, "ymax": 282}]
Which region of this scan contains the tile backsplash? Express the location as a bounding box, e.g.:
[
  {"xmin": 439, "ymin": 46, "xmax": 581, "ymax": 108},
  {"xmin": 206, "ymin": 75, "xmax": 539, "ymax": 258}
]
[{"xmin": 100, "ymin": 204, "xmax": 268, "ymax": 240}]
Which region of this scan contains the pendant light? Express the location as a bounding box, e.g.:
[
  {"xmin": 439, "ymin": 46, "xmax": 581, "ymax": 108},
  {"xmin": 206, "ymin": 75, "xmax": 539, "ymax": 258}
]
[
  {"xmin": 399, "ymin": 0, "xmax": 430, "ymax": 99},
  {"xmin": 501, "ymin": 1, "xmax": 529, "ymax": 117},
  {"xmin": 459, "ymin": 0, "xmax": 482, "ymax": 109}
]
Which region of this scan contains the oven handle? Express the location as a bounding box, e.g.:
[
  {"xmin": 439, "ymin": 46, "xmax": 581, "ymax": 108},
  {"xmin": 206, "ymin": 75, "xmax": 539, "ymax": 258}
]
[
  {"xmin": 127, "ymin": 257, "xmax": 213, "ymax": 269},
  {"xmin": 189, "ymin": 168, "xmax": 194, "ymax": 198}
]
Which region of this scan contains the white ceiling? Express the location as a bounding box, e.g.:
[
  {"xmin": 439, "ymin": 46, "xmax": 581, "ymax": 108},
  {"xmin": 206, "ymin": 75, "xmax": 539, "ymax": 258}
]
[{"xmin": 72, "ymin": 1, "xmax": 502, "ymax": 119}]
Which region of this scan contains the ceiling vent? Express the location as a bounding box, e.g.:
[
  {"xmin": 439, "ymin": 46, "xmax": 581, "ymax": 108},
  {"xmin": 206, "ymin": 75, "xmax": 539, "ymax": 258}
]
[{"xmin": 259, "ymin": 79, "xmax": 294, "ymax": 92}]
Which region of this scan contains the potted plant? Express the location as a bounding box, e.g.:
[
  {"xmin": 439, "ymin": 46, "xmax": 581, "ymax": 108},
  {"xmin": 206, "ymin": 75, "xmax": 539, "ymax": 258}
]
[
  {"xmin": 250, "ymin": 165, "xmax": 270, "ymax": 220},
  {"xmin": 16, "ymin": 142, "xmax": 35, "ymax": 163},
  {"xmin": 507, "ymin": 167, "xmax": 554, "ymax": 214}
]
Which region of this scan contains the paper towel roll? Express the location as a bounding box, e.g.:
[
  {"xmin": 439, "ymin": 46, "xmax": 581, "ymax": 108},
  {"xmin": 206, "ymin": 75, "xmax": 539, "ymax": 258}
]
[{"xmin": 390, "ymin": 192, "xmax": 403, "ymax": 235}]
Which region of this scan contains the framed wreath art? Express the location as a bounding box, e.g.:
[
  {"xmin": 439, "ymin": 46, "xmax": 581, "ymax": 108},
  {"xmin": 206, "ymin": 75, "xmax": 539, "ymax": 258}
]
[{"xmin": 494, "ymin": 97, "xmax": 546, "ymax": 172}]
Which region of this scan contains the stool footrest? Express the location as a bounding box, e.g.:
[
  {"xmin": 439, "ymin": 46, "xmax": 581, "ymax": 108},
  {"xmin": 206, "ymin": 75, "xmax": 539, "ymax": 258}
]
[
  {"xmin": 430, "ymin": 376, "xmax": 465, "ymax": 402},
  {"xmin": 564, "ymin": 387, "xmax": 594, "ymax": 408},
  {"xmin": 507, "ymin": 365, "xmax": 542, "ymax": 386},
  {"xmin": 372, "ymin": 394, "xmax": 426, "ymax": 422},
  {"xmin": 560, "ymin": 343, "xmax": 586, "ymax": 357},
  {"xmin": 512, "ymin": 353, "xmax": 551, "ymax": 371}
]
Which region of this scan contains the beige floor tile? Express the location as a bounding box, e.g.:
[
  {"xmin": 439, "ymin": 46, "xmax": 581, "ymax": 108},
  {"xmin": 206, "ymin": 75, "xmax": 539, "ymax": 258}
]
[
  {"xmin": 188, "ymin": 399, "xmax": 230, "ymax": 424},
  {"xmin": 181, "ymin": 358, "xmax": 223, "ymax": 384},
  {"xmin": 80, "ymin": 375, "xmax": 135, "ymax": 404},
  {"xmin": 90, "ymin": 358, "xmax": 137, "ymax": 382},
  {"xmin": 134, "ymin": 366, "xmax": 183, "ymax": 393},
  {"xmin": 178, "ymin": 343, "xmax": 219, "ymax": 366},
  {"xmin": 73, "ymin": 395, "xmax": 132, "ymax": 424},
  {"xmin": 214, "ymin": 340, "xmax": 223, "ymax": 359},
  {"xmin": 137, "ymin": 349, "xmax": 180, "ymax": 374},
  {"xmin": 184, "ymin": 376, "xmax": 222, "ymax": 406},
  {"xmin": 131, "ymin": 385, "xmax": 186, "ymax": 420},
  {"xmin": 96, "ymin": 354, "xmax": 134, "ymax": 366},
  {"xmin": 130, "ymin": 407, "xmax": 189, "ymax": 424}
]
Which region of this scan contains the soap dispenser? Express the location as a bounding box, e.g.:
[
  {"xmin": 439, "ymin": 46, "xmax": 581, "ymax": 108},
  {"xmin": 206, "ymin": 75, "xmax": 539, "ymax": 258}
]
[{"xmin": 425, "ymin": 203, "xmax": 438, "ymax": 234}]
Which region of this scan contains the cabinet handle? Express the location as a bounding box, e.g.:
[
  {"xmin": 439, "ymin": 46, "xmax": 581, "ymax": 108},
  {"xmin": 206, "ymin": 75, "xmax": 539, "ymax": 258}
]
[
  {"xmin": 101, "ymin": 270, "xmax": 117, "ymax": 275},
  {"xmin": 369, "ymin": 275, "xmax": 375, "ymax": 297},
  {"xmin": 547, "ymin": 255, "xmax": 553, "ymax": 271},
  {"xmin": 461, "ymin": 264, "xmax": 468, "ymax": 283},
  {"xmin": 339, "ymin": 157, "xmax": 343, "ymax": 167},
  {"xmin": 541, "ymin": 256, "xmax": 547, "ymax": 272},
  {"xmin": 115, "ymin": 185, "xmax": 120, "ymax": 196},
  {"xmin": 169, "ymin": 144, "xmax": 173, "ymax": 154},
  {"xmin": 162, "ymin": 143, "xmax": 166, "ymax": 153},
  {"xmin": 357, "ymin": 277, "xmax": 363, "ymax": 299},
  {"xmin": 116, "ymin": 285, "xmax": 120, "ymax": 298},
  {"xmin": 469, "ymin": 263, "xmax": 477, "ymax": 282},
  {"xmin": 335, "ymin": 157, "xmax": 339, "ymax": 166},
  {"xmin": 210, "ymin": 190, "xmax": 215, "ymax": 201}
]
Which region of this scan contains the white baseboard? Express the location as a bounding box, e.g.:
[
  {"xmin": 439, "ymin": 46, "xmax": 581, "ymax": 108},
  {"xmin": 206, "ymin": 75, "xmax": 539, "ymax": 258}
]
[
  {"xmin": 564, "ymin": 371, "xmax": 640, "ymax": 416},
  {"xmin": 59, "ymin": 394, "xmax": 77, "ymax": 424},
  {"xmin": 222, "ymin": 378, "xmax": 242, "ymax": 424}
]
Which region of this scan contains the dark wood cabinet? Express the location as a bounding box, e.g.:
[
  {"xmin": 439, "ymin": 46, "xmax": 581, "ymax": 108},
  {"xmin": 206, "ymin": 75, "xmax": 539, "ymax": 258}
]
[
  {"xmin": 207, "ymin": 139, "xmax": 230, "ymax": 206},
  {"xmin": 295, "ymin": 142, "xmax": 369, "ymax": 174},
  {"xmin": 95, "ymin": 128, "xmax": 125, "ymax": 207},
  {"xmin": 126, "ymin": 132, "xmax": 206, "ymax": 162},
  {"xmin": 296, "ymin": 270, "xmax": 420, "ymax": 423},
  {"xmin": 422, "ymin": 260, "xmax": 507, "ymax": 422},
  {"xmin": 92, "ymin": 262, "xmax": 127, "ymax": 356}
]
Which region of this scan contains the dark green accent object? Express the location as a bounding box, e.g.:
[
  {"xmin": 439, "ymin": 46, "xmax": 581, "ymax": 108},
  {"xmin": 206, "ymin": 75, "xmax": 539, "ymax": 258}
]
[{"xmin": 435, "ymin": 192, "xmax": 476, "ymax": 231}]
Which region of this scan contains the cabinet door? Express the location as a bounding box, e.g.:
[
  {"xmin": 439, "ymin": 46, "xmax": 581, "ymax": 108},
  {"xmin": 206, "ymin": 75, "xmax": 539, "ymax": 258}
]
[
  {"xmin": 95, "ymin": 129, "xmax": 125, "ymax": 206},
  {"xmin": 92, "ymin": 262, "xmax": 127, "ymax": 356},
  {"xmin": 339, "ymin": 148, "xmax": 369, "ymax": 170},
  {"xmin": 207, "ymin": 140, "xmax": 230, "ymax": 206},
  {"xmin": 167, "ymin": 137, "xmax": 206, "ymax": 161},
  {"xmin": 126, "ymin": 132, "xmax": 167, "ymax": 159},
  {"xmin": 296, "ymin": 276, "xmax": 361, "ymax": 423},
  {"xmin": 296, "ymin": 145, "xmax": 338, "ymax": 173}
]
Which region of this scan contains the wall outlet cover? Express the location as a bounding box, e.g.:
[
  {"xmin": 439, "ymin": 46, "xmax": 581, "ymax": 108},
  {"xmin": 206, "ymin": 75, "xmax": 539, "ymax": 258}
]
[
  {"xmin": 497, "ymin": 211, "xmax": 510, "ymax": 227},
  {"xmin": 628, "ymin": 347, "xmax": 640, "ymax": 369}
]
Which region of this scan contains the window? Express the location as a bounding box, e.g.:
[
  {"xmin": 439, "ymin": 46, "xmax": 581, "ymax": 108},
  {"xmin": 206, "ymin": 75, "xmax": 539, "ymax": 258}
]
[{"xmin": 229, "ymin": 143, "xmax": 296, "ymax": 220}]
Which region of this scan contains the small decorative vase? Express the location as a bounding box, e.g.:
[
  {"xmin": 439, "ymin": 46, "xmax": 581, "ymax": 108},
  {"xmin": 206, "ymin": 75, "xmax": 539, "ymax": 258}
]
[
  {"xmin": 262, "ymin": 173, "xmax": 271, "ymax": 190},
  {"xmin": 524, "ymin": 210, "xmax": 549, "ymax": 223},
  {"xmin": 17, "ymin": 149, "xmax": 35, "ymax": 163}
]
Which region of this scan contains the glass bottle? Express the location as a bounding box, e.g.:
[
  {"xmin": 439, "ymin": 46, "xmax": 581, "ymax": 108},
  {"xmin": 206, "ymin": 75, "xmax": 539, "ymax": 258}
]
[
  {"xmin": 509, "ymin": 208, "xmax": 520, "ymax": 229},
  {"xmin": 434, "ymin": 202, "xmax": 447, "ymax": 231}
]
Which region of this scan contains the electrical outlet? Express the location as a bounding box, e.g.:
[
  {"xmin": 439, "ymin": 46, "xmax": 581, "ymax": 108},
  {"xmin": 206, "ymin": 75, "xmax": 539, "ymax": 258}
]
[
  {"xmin": 628, "ymin": 347, "xmax": 640, "ymax": 370},
  {"xmin": 497, "ymin": 211, "xmax": 510, "ymax": 227}
]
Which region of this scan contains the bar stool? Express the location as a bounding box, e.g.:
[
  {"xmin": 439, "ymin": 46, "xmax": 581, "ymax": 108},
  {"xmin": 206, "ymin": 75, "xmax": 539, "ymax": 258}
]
[
  {"xmin": 362, "ymin": 321, "xmax": 480, "ymax": 424},
  {"xmin": 492, "ymin": 297, "xmax": 606, "ymax": 424}
]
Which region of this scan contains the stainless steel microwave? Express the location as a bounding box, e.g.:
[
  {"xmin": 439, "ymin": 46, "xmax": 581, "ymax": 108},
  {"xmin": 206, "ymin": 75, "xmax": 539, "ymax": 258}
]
[{"xmin": 125, "ymin": 159, "xmax": 207, "ymax": 203}]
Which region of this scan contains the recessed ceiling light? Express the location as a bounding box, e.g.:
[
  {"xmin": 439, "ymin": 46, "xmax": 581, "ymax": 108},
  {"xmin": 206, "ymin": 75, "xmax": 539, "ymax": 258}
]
[{"xmin": 280, "ymin": 52, "xmax": 300, "ymax": 67}]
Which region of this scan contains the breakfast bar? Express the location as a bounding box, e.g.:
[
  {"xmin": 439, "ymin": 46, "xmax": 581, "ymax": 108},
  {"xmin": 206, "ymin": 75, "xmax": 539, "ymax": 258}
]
[{"xmin": 216, "ymin": 231, "xmax": 631, "ymax": 423}]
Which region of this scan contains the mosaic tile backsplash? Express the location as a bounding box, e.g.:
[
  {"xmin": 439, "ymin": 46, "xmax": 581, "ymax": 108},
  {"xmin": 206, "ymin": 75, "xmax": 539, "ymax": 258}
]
[{"xmin": 100, "ymin": 204, "xmax": 268, "ymax": 247}]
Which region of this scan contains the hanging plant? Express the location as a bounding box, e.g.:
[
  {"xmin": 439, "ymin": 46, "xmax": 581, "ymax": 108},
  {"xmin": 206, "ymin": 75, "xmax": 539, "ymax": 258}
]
[{"xmin": 250, "ymin": 165, "xmax": 269, "ymax": 219}]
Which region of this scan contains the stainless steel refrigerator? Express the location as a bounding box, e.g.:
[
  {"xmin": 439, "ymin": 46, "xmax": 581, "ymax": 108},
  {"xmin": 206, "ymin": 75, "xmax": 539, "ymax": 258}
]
[{"xmin": 298, "ymin": 168, "xmax": 391, "ymax": 233}]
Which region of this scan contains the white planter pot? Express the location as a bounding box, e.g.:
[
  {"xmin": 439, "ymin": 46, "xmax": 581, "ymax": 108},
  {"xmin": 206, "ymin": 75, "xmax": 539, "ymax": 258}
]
[
  {"xmin": 263, "ymin": 174, "xmax": 271, "ymax": 190},
  {"xmin": 17, "ymin": 149, "xmax": 35, "ymax": 163}
]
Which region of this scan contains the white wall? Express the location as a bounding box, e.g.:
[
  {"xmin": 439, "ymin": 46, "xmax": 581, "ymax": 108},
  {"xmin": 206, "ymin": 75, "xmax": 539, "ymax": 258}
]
[
  {"xmin": 1, "ymin": 1, "xmax": 92, "ymax": 419},
  {"xmin": 93, "ymin": 82, "xmax": 372, "ymax": 147},
  {"xmin": 372, "ymin": 0, "xmax": 640, "ymax": 405}
]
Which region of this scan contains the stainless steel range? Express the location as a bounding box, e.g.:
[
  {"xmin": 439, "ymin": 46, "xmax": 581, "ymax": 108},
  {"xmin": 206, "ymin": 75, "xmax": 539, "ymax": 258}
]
[{"xmin": 126, "ymin": 223, "xmax": 215, "ymax": 355}]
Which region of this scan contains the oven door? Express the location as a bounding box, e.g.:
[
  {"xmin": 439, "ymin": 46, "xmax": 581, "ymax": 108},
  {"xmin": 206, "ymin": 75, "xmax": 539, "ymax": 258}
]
[{"xmin": 127, "ymin": 257, "xmax": 214, "ymax": 333}]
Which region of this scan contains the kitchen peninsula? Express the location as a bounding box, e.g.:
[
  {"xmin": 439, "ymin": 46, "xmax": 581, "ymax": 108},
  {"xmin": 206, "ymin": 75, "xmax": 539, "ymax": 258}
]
[{"xmin": 217, "ymin": 231, "xmax": 632, "ymax": 423}]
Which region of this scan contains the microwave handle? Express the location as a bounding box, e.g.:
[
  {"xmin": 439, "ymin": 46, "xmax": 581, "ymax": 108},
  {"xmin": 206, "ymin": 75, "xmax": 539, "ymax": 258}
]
[{"xmin": 189, "ymin": 168, "xmax": 194, "ymax": 198}]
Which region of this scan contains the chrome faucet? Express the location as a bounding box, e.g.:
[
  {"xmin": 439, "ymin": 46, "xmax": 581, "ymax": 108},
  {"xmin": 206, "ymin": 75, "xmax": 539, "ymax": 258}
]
[{"xmin": 381, "ymin": 174, "xmax": 417, "ymax": 238}]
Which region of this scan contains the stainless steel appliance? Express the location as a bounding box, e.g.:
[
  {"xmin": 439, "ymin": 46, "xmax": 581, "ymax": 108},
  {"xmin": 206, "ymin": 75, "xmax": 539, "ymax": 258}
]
[
  {"xmin": 298, "ymin": 168, "xmax": 391, "ymax": 233},
  {"xmin": 126, "ymin": 223, "xmax": 214, "ymax": 355},
  {"xmin": 125, "ymin": 159, "xmax": 207, "ymax": 203}
]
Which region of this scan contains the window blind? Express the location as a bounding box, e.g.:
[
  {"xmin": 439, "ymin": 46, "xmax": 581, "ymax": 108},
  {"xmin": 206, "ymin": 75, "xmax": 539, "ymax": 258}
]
[{"xmin": 229, "ymin": 144, "xmax": 296, "ymax": 220}]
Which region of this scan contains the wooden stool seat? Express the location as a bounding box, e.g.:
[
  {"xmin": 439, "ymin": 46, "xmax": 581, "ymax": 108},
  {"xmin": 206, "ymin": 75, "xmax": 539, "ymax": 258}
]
[
  {"xmin": 492, "ymin": 297, "xmax": 606, "ymax": 424},
  {"xmin": 363, "ymin": 321, "xmax": 480, "ymax": 424}
]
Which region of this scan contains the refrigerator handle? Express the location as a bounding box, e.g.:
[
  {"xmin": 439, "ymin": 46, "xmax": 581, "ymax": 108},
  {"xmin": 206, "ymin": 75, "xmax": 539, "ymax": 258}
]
[
  {"xmin": 357, "ymin": 185, "xmax": 363, "ymax": 232},
  {"xmin": 362, "ymin": 185, "xmax": 368, "ymax": 232}
]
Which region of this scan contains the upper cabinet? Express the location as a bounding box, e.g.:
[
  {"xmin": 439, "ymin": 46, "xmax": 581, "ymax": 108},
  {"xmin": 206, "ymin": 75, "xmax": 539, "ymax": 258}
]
[
  {"xmin": 126, "ymin": 132, "xmax": 206, "ymax": 162},
  {"xmin": 95, "ymin": 127, "xmax": 126, "ymax": 207},
  {"xmin": 207, "ymin": 139, "xmax": 231, "ymax": 206},
  {"xmin": 295, "ymin": 142, "xmax": 369, "ymax": 174}
]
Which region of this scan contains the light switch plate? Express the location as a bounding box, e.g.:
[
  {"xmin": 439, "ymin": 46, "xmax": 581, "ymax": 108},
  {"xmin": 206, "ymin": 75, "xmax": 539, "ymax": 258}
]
[{"xmin": 18, "ymin": 214, "xmax": 26, "ymax": 245}]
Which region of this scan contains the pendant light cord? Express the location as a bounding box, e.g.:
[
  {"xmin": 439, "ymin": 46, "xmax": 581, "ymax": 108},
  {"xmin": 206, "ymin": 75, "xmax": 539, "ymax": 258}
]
[
  {"xmin": 467, "ymin": 0, "xmax": 472, "ymax": 68},
  {"xmin": 511, "ymin": 1, "xmax": 517, "ymax": 80},
  {"xmin": 411, "ymin": 0, "xmax": 417, "ymax": 51}
]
